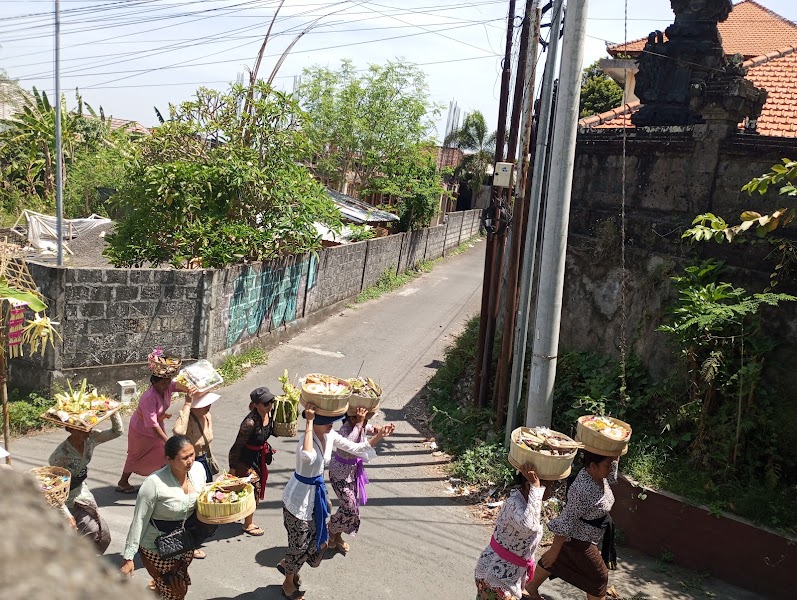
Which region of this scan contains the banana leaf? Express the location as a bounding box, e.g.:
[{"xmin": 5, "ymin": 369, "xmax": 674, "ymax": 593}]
[{"xmin": 0, "ymin": 279, "xmax": 46, "ymax": 313}]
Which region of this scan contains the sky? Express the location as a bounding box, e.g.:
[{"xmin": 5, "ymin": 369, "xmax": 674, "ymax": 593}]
[{"xmin": 1, "ymin": 0, "xmax": 795, "ymax": 140}]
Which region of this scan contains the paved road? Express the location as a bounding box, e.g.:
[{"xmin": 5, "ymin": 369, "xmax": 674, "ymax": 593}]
[{"xmin": 9, "ymin": 240, "xmax": 762, "ymax": 600}]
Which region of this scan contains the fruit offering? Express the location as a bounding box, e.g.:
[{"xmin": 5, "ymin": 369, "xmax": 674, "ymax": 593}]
[
  {"xmin": 302, "ymin": 374, "xmax": 351, "ymax": 396},
  {"xmin": 581, "ymin": 416, "xmax": 631, "ymax": 441},
  {"xmin": 346, "ymin": 377, "xmax": 382, "ymax": 398},
  {"xmin": 45, "ymin": 379, "xmax": 120, "ymax": 428},
  {"xmin": 519, "ymin": 427, "xmax": 582, "ymax": 456}
]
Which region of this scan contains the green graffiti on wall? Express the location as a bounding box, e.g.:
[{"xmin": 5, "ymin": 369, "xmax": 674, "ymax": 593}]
[{"xmin": 226, "ymin": 257, "xmax": 316, "ymax": 348}]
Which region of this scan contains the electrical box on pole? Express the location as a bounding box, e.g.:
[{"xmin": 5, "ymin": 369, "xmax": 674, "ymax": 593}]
[{"xmin": 493, "ymin": 162, "xmax": 514, "ymax": 188}]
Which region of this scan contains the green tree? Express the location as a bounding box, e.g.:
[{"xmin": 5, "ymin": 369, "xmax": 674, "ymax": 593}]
[
  {"xmin": 444, "ymin": 110, "xmax": 495, "ymax": 197},
  {"xmin": 104, "ymin": 82, "xmax": 340, "ymax": 268},
  {"xmin": 579, "ymin": 59, "xmax": 624, "ymax": 118},
  {"xmin": 367, "ymin": 144, "xmax": 447, "ymax": 230},
  {"xmin": 297, "ymin": 59, "xmax": 440, "ymax": 198},
  {"xmin": 0, "ymin": 87, "xmax": 113, "ymax": 203}
]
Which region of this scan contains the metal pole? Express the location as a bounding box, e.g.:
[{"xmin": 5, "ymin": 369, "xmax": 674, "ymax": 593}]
[
  {"xmin": 504, "ymin": 0, "xmax": 564, "ymax": 446},
  {"xmin": 473, "ymin": 0, "xmax": 517, "ymax": 408},
  {"xmin": 525, "ymin": 0, "xmax": 589, "ymax": 427},
  {"xmin": 55, "ymin": 0, "xmax": 64, "ymax": 266},
  {"xmin": 492, "ymin": 0, "xmax": 540, "ymax": 423},
  {"xmin": 505, "ymin": 0, "xmax": 565, "ymax": 445}
]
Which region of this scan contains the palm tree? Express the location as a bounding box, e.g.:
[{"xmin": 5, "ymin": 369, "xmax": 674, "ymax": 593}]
[{"xmin": 444, "ymin": 110, "xmax": 496, "ymax": 197}]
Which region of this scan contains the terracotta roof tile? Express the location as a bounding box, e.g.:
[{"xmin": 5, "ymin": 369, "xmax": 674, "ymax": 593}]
[
  {"xmin": 608, "ymin": 1, "xmax": 797, "ymax": 60},
  {"xmin": 579, "ymin": 46, "xmax": 797, "ymax": 138}
]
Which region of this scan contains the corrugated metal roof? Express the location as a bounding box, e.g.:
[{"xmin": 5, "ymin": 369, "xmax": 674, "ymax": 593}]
[{"xmin": 326, "ymin": 188, "xmax": 400, "ymax": 224}]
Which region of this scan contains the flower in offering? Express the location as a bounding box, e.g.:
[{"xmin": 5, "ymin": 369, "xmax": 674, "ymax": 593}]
[{"xmin": 346, "ymin": 377, "xmax": 382, "ymax": 398}]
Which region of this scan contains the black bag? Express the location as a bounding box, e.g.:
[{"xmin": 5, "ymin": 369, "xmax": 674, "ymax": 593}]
[
  {"xmin": 152, "ymin": 516, "xmax": 193, "ymax": 559},
  {"xmin": 151, "ymin": 513, "xmax": 217, "ymax": 559}
]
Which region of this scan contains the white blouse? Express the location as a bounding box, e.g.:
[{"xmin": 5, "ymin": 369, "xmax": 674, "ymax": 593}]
[
  {"xmin": 474, "ymin": 486, "xmax": 545, "ymax": 597},
  {"xmin": 282, "ymin": 429, "xmax": 375, "ymax": 520}
]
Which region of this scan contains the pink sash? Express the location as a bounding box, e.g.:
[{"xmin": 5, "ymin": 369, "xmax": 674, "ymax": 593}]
[{"xmin": 490, "ymin": 535, "xmax": 536, "ymax": 582}]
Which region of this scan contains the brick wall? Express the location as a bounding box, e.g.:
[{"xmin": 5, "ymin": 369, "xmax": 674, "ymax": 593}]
[{"xmin": 13, "ymin": 210, "xmax": 481, "ymax": 392}]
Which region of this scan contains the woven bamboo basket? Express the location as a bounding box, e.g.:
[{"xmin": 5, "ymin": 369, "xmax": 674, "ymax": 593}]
[
  {"xmin": 29, "ymin": 466, "xmax": 71, "ymax": 508},
  {"xmin": 575, "ymin": 416, "xmax": 632, "ymax": 456},
  {"xmin": 348, "ymin": 393, "xmax": 381, "ymax": 412},
  {"xmin": 148, "ymin": 354, "xmax": 182, "ymax": 378},
  {"xmin": 300, "ymin": 374, "xmax": 352, "ymax": 416},
  {"xmin": 197, "ymin": 482, "xmax": 256, "ymax": 524},
  {"xmin": 273, "ymin": 420, "xmax": 298, "ymax": 437},
  {"xmin": 347, "ymin": 378, "xmax": 382, "ymax": 411},
  {"xmin": 509, "ymin": 427, "xmax": 578, "ymax": 481}
]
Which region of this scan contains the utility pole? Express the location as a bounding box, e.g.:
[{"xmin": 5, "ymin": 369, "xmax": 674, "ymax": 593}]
[
  {"xmin": 505, "ymin": 0, "xmax": 565, "ymax": 446},
  {"xmin": 54, "ymin": 0, "xmax": 64, "ymax": 266},
  {"xmin": 493, "ymin": 0, "xmax": 541, "ymax": 423},
  {"xmin": 473, "ymin": 0, "xmax": 516, "ymax": 408},
  {"xmin": 526, "ymin": 0, "xmax": 590, "ymax": 427}
]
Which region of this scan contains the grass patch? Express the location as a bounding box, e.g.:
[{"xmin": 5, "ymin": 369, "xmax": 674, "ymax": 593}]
[
  {"xmin": 354, "ymin": 236, "xmax": 483, "ymax": 304},
  {"xmin": 217, "ymin": 348, "xmax": 268, "ymax": 385},
  {"xmin": 6, "ymin": 390, "xmax": 55, "ymax": 436},
  {"xmin": 355, "ymin": 269, "xmax": 419, "ymax": 303}
]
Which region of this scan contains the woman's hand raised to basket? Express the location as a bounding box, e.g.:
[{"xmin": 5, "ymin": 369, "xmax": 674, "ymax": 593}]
[
  {"xmin": 304, "ymin": 405, "xmax": 316, "ymax": 422},
  {"xmin": 522, "ymin": 464, "xmax": 540, "ymax": 488}
]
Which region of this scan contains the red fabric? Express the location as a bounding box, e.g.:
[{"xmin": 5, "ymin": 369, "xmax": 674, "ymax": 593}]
[{"xmin": 245, "ymin": 443, "xmax": 274, "ymax": 500}]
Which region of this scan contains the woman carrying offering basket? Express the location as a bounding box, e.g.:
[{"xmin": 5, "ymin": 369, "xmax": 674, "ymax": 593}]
[
  {"xmin": 475, "ymin": 464, "xmax": 544, "ymax": 600},
  {"xmin": 49, "ymin": 410, "xmax": 124, "ymax": 554},
  {"xmin": 117, "ymin": 349, "xmax": 193, "ymax": 494},
  {"xmin": 228, "ymin": 387, "xmax": 276, "ymax": 536},
  {"xmin": 328, "ymin": 406, "xmax": 394, "ymax": 554},
  {"xmin": 526, "ymin": 450, "xmax": 621, "ymax": 600},
  {"xmin": 121, "ymin": 435, "xmax": 214, "ymax": 600},
  {"xmin": 278, "ymin": 404, "xmax": 393, "ymax": 600}
]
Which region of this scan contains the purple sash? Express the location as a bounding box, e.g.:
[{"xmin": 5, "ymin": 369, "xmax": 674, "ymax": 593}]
[{"xmin": 333, "ymin": 454, "xmax": 369, "ymax": 505}]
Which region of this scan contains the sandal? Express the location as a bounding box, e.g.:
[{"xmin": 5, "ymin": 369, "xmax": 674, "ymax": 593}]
[
  {"xmin": 336, "ymin": 540, "xmax": 350, "ymax": 554},
  {"xmin": 277, "ymin": 562, "xmax": 302, "ymax": 587},
  {"xmin": 115, "ymin": 485, "xmax": 138, "ymax": 494},
  {"xmin": 280, "ymin": 587, "xmax": 304, "ymax": 600},
  {"xmin": 242, "ymin": 524, "xmax": 264, "ymax": 536},
  {"xmin": 192, "ymin": 549, "xmax": 206, "ymax": 559}
]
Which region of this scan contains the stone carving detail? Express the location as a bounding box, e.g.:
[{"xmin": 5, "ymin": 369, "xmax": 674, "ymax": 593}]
[{"xmin": 632, "ymin": 0, "xmax": 764, "ymax": 129}]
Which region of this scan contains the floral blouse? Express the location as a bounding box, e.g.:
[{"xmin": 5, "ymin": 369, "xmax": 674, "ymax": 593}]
[
  {"xmin": 228, "ymin": 409, "xmax": 273, "ymax": 475},
  {"xmin": 475, "ymin": 486, "xmax": 545, "ymax": 598},
  {"xmin": 329, "ymin": 420, "xmax": 375, "ymax": 484},
  {"xmin": 49, "ymin": 411, "xmax": 124, "ymax": 516},
  {"xmin": 547, "ymin": 461, "xmax": 619, "ymax": 545}
]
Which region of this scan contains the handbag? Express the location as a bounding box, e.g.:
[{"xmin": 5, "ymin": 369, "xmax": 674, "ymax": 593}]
[
  {"xmin": 152, "ymin": 514, "xmax": 194, "ymax": 559},
  {"xmin": 191, "ymin": 412, "xmax": 220, "ymax": 476}
]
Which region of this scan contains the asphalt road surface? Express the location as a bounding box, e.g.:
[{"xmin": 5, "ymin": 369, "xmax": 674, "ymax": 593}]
[{"xmin": 9, "ymin": 240, "xmax": 762, "ymax": 600}]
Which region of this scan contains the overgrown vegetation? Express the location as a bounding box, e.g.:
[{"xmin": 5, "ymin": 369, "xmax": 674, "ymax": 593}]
[
  {"xmin": 297, "ymin": 60, "xmax": 445, "ymax": 231},
  {"xmin": 6, "ymin": 390, "xmax": 54, "ymax": 435},
  {"xmin": 104, "ymin": 83, "xmax": 340, "ymax": 268},
  {"xmin": 216, "ymin": 348, "xmax": 268, "ymax": 385},
  {"xmin": 425, "ymin": 259, "xmax": 797, "ymax": 532}
]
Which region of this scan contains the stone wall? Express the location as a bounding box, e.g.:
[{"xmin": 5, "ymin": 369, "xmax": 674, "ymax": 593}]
[
  {"xmin": 13, "ymin": 210, "xmax": 482, "ymax": 392},
  {"xmin": 561, "ymin": 129, "xmax": 797, "ymax": 375}
]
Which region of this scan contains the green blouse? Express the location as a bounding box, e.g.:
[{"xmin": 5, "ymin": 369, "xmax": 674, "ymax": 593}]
[{"xmin": 123, "ymin": 462, "xmax": 206, "ymax": 560}]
